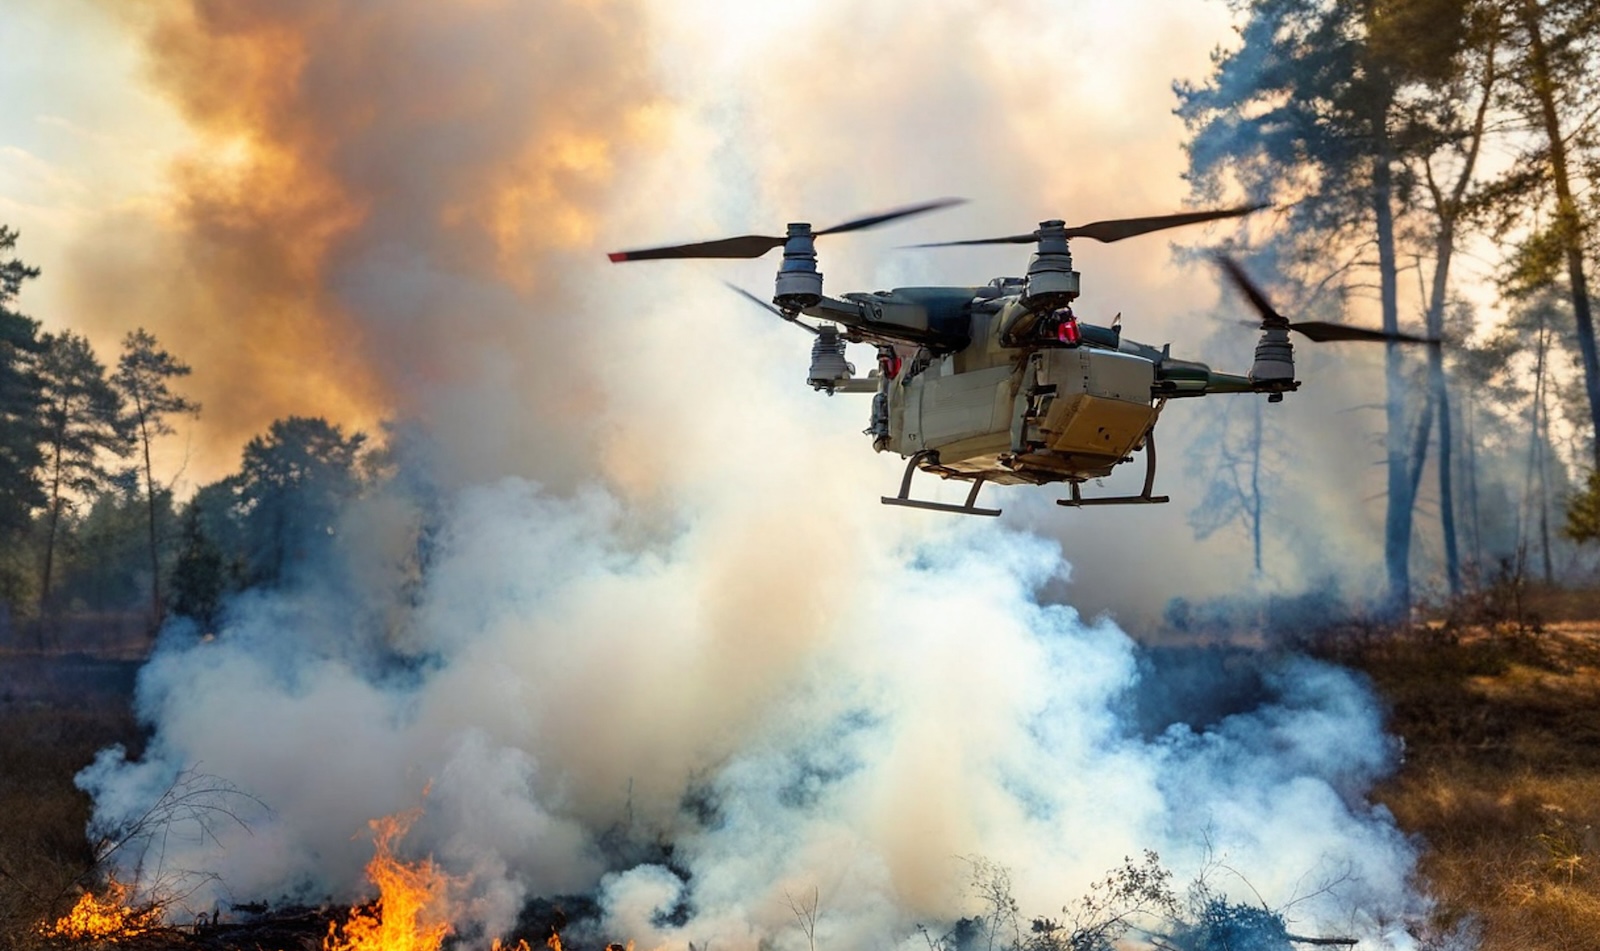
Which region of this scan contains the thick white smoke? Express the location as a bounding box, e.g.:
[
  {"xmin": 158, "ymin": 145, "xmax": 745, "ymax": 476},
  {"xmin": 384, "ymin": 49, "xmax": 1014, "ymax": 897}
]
[
  {"xmin": 71, "ymin": 2, "xmax": 1434, "ymax": 949},
  {"xmin": 81, "ymin": 480, "xmax": 1424, "ymax": 948}
]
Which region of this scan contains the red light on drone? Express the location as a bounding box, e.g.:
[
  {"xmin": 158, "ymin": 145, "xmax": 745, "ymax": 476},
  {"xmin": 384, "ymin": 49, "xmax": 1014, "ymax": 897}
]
[{"xmin": 1056, "ymin": 315, "xmax": 1082, "ymax": 346}]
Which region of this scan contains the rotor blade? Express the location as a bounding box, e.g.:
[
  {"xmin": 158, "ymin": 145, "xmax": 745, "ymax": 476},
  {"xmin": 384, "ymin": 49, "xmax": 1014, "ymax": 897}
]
[
  {"xmin": 1215, "ymin": 254, "xmax": 1289, "ymax": 329},
  {"xmin": 609, "ymin": 197, "xmax": 965, "ymax": 262},
  {"xmin": 1290, "ymin": 320, "xmax": 1439, "ymax": 345},
  {"xmin": 907, "ymin": 204, "xmax": 1265, "ymax": 249},
  {"xmin": 816, "ymin": 197, "xmax": 967, "ymax": 236},
  {"xmin": 723, "ymin": 281, "xmax": 787, "ymax": 317},
  {"xmin": 722, "ymin": 281, "xmax": 822, "ymax": 333},
  {"xmin": 607, "ymin": 233, "xmax": 787, "ymax": 262},
  {"xmin": 1066, "ymin": 204, "xmax": 1265, "ymax": 243},
  {"xmin": 905, "ymin": 233, "xmax": 1040, "ymax": 249}
]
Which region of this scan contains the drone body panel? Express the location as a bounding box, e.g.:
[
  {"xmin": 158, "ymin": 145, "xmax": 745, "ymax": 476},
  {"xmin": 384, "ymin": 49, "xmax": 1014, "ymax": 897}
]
[
  {"xmin": 892, "ymin": 361, "xmax": 1015, "ymax": 453},
  {"xmin": 885, "ymin": 338, "xmax": 1161, "ymax": 486},
  {"xmin": 1031, "ymin": 349, "xmax": 1160, "ymax": 462}
]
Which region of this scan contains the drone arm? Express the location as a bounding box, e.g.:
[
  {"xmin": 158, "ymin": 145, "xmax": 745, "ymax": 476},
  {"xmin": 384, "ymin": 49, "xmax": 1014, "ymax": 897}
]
[
  {"xmin": 1152, "ymin": 364, "xmax": 1288, "ymax": 397},
  {"xmin": 1198, "ymin": 372, "xmax": 1258, "ymax": 395},
  {"xmin": 801, "ymin": 295, "xmax": 968, "ymax": 350},
  {"xmin": 1182, "ymin": 371, "xmax": 1302, "ymax": 397}
]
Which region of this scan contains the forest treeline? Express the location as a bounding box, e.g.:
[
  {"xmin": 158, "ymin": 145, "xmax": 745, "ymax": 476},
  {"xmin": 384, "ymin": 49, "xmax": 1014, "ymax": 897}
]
[
  {"xmin": 1177, "ymin": 0, "xmax": 1600, "ymax": 608},
  {"xmin": 0, "ymin": 226, "xmax": 375, "ymax": 647}
]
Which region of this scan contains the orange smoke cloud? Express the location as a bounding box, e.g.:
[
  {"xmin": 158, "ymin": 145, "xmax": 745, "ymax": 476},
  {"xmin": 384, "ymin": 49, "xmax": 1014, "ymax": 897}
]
[{"xmin": 71, "ymin": 0, "xmax": 659, "ymax": 484}]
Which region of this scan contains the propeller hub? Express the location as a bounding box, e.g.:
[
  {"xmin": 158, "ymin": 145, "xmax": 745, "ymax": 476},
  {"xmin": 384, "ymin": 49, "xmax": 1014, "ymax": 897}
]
[
  {"xmin": 1023, "ymin": 221, "xmax": 1079, "ymax": 311},
  {"xmin": 807, "ymin": 324, "xmax": 854, "ymax": 392},
  {"xmin": 776, "ymin": 223, "xmax": 823, "ymax": 308},
  {"xmin": 1249, "ymin": 325, "xmax": 1295, "ymax": 386}
]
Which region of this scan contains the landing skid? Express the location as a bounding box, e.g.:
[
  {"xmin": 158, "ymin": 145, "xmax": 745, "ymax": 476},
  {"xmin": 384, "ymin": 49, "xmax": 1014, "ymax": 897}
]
[
  {"xmin": 1057, "ymin": 432, "xmax": 1170, "ymax": 508},
  {"xmin": 881, "ymin": 450, "xmax": 1002, "ymax": 517}
]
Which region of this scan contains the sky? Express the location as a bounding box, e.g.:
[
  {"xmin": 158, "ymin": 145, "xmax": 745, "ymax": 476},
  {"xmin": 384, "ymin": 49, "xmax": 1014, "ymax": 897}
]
[{"xmin": 6, "ymin": 4, "xmax": 1450, "ymax": 949}]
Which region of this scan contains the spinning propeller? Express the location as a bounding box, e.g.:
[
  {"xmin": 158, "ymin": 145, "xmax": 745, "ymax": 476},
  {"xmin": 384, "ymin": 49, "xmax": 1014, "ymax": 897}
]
[
  {"xmin": 607, "ymin": 198, "xmax": 966, "ymax": 262},
  {"xmin": 909, "ymin": 205, "xmax": 1265, "ymax": 249},
  {"xmin": 721, "ymin": 281, "xmax": 819, "ymax": 334},
  {"xmin": 1216, "ymin": 255, "xmax": 1438, "ymax": 345}
]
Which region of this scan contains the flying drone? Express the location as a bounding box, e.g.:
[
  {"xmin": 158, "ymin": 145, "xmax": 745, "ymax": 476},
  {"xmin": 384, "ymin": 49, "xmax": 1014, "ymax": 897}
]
[{"xmin": 607, "ymin": 200, "xmax": 1433, "ymax": 516}]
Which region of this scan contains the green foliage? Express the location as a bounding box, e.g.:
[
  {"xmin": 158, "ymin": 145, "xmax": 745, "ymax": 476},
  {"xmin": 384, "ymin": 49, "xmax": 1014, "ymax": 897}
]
[
  {"xmin": 54, "ymin": 473, "xmax": 178, "ymax": 613},
  {"xmin": 160, "ymin": 415, "xmax": 375, "ymax": 626},
  {"xmin": 1506, "ymin": 220, "xmax": 1573, "ymax": 299},
  {"xmin": 36, "ymin": 331, "xmax": 128, "ymax": 502},
  {"xmin": 112, "ymin": 327, "xmax": 199, "ymax": 622},
  {"xmin": 0, "ymin": 225, "xmax": 45, "ymax": 538},
  {"xmin": 113, "ymin": 328, "xmax": 199, "ymax": 443},
  {"xmin": 168, "ymin": 502, "xmax": 236, "ymax": 631},
  {"xmin": 235, "ymin": 416, "xmax": 368, "ymax": 585},
  {"xmin": 1366, "ymin": 0, "xmax": 1474, "ymax": 85},
  {"xmin": 1565, "ymin": 468, "xmax": 1600, "ymax": 543},
  {"xmin": 34, "ymin": 331, "xmax": 129, "ymax": 609}
]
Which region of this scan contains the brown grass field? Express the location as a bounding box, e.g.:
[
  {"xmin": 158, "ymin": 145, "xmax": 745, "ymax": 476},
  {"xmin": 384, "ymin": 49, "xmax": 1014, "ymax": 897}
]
[
  {"xmin": 1322, "ymin": 588, "xmax": 1600, "ymax": 951},
  {"xmin": 3, "ymin": 591, "xmax": 1600, "ymax": 949}
]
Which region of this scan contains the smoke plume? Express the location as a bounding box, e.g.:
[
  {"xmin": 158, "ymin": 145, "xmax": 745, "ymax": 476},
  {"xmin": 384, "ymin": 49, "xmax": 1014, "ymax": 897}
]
[
  {"xmin": 67, "ymin": 0, "xmax": 658, "ymax": 487},
  {"xmin": 72, "ymin": 2, "xmax": 1435, "ymax": 948}
]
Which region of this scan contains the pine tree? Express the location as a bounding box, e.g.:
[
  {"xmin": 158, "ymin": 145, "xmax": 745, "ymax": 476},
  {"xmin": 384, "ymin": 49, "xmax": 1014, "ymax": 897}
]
[
  {"xmin": 35, "ymin": 332, "xmax": 127, "ymax": 612},
  {"xmin": 113, "ymin": 328, "xmax": 199, "ymax": 626},
  {"xmin": 0, "ymin": 226, "xmax": 45, "ymax": 541}
]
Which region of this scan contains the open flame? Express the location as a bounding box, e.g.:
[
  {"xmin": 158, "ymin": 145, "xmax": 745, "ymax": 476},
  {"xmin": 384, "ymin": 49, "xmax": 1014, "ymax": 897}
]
[
  {"xmin": 317, "ymin": 808, "xmax": 623, "ymax": 951},
  {"xmin": 40, "ymin": 878, "xmax": 161, "ymax": 941},
  {"xmin": 324, "ymin": 809, "xmax": 456, "ymax": 951}
]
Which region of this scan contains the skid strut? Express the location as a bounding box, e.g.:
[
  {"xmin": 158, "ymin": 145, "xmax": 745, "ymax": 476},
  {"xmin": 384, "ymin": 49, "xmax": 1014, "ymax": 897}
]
[
  {"xmin": 881, "ymin": 450, "xmax": 1001, "ymax": 517},
  {"xmin": 1057, "ymin": 432, "xmax": 1170, "ymax": 507}
]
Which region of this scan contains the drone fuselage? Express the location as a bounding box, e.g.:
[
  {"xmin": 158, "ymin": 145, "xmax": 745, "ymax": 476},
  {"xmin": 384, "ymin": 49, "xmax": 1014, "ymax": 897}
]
[{"xmin": 798, "ymin": 282, "xmax": 1253, "ymax": 499}]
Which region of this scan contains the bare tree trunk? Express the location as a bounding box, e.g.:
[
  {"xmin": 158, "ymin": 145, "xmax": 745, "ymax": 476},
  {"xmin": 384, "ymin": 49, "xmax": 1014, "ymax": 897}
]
[
  {"xmin": 1537, "ymin": 350, "xmax": 1554, "ymax": 583},
  {"xmin": 1423, "ymin": 226, "xmax": 1457, "ymax": 594},
  {"xmin": 1523, "ymin": 312, "xmax": 1549, "ymax": 576},
  {"xmin": 1376, "ymin": 142, "xmax": 1413, "ymax": 615},
  {"xmin": 132, "ymin": 394, "xmax": 163, "ymax": 629},
  {"xmin": 1465, "ymin": 393, "xmax": 1483, "ymax": 576},
  {"xmin": 1436, "ymin": 358, "xmax": 1459, "ymax": 589},
  {"xmin": 1520, "ymin": 0, "xmax": 1600, "ymax": 467},
  {"xmin": 1419, "ymin": 34, "xmax": 1494, "ymax": 596}
]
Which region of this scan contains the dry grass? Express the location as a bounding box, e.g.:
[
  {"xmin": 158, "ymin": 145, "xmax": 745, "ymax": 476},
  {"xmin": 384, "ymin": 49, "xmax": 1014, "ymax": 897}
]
[
  {"xmin": 1326, "ymin": 611, "xmax": 1600, "ymax": 951},
  {"xmin": 0, "ymin": 652, "xmax": 144, "ymax": 949}
]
